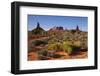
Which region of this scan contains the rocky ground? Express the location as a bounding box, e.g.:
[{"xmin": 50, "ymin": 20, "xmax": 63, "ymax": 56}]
[{"xmin": 28, "ymin": 24, "xmax": 88, "ymax": 61}]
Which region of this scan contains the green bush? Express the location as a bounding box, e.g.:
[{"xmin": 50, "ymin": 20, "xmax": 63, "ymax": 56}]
[
  {"xmin": 47, "ymin": 43, "xmax": 63, "ymax": 51},
  {"xmin": 47, "ymin": 42, "xmax": 73, "ymax": 54},
  {"xmin": 47, "ymin": 41, "xmax": 81, "ymax": 55},
  {"xmin": 62, "ymin": 42, "xmax": 73, "ymax": 54}
]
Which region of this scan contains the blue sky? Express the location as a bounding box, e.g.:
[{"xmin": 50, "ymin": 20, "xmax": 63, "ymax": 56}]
[{"xmin": 28, "ymin": 15, "xmax": 88, "ymax": 31}]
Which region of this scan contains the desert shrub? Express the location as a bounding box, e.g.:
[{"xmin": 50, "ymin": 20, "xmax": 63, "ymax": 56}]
[
  {"xmin": 62, "ymin": 41, "xmax": 82, "ymax": 54},
  {"xmin": 70, "ymin": 30, "xmax": 76, "ymax": 34},
  {"xmin": 67, "ymin": 46, "xmax": 74, "ymax": 54},
  {"xmin": 52, "ymin": 54, "xmax": 64, "ymax": 58},
  {"xmin": 47, "ymin": 41, "xmax": 81, "ymax": 55},
  {"xmin": 48, "ymin": 39, "xmax": 56, "ymax": 44},
  {"xmin": 47, "ymin": 43, "xmax": 63, "ymax": 51},
  {"xmin": 72, "ymin": 45, "xmax": 81, "ymax": 52},
  {"xmin": 38, "ymin": 49, "xmax": 48, "ymax": 60},
  {"xmin": 73, "ymin": 40, "xmax": 81, "ymax": 47},
  {"xmin": 38, "ymin": 49, "xmax": 48, "ymax": 56},
  {"xmin": 38, "ymin": 56, "xmax": 48, "ymax": 60},
  {"xmin": 47, "ymin": 42, "xmax": 73, "ymax": 54},
  {"xmin": 62, "ymin": 42, "xmax": 73, "ymax": 54},
  {"xmin": 32, "ymin": 40, "xmax": 48, "ymax": 46}
]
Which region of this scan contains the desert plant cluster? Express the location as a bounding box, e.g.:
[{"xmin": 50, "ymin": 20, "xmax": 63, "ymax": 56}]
[{"xmin": 28, "ymin": 22, "xmax": 88, "ymax": 61}]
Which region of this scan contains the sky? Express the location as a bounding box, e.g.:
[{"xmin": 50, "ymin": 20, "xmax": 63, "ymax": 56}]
[{"xmin": 28, "ymin": 15, "xmax": 88, "ymax": 31}]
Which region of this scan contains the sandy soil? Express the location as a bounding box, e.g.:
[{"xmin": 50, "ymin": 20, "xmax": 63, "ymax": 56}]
[{"xmin": 28, "ymin": 50, "xmax": 88, "ymax": 61}]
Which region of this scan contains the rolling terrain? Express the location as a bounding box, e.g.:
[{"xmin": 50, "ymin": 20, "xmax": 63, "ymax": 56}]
[{"xmin": 28, "ymin": 23, "xmax": 88, "ymax": 61}]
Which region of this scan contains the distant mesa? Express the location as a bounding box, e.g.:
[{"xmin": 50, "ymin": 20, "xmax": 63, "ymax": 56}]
[
  {"xmin": 31, "ymin": 22, "xmax": 46, "ymax": 35},
  {"xmin": 49, "ymin": 26, "xmax": 64, "ymax": 32},
  {"xmin": 31, "ymin": 22, "xmax": 81, "ymax": 35},
  {"xmin": 54, "ymin": 26, "xmax": 63, "ymax": 30},
  {"xmin": 49, "ymin": 25, "xmax": 80, "ymax": 32}
]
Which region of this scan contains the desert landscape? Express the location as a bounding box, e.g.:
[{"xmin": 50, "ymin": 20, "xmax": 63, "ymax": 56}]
[{"xmin": 28, "ymin": 22, "xmax": 88, "ymax": 61}]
